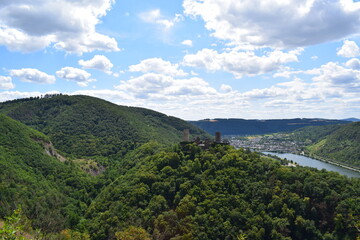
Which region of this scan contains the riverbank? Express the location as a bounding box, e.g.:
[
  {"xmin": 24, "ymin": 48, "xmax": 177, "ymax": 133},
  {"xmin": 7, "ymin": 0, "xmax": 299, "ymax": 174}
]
[
  {"xmin": 262, "ymin": 152, "xmax": 360, "ymax": 178},
  {"xmin": 302, "ymin": 152, "xmax": 360, "ymax": 174}
]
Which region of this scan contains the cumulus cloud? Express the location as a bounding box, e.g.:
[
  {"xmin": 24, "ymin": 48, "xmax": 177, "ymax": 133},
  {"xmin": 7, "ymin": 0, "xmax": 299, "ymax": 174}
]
[
  {"xmin": 0, "ymin": 91, "xmax": 42, "ymax": 102},
  {"xmin": 139, "ymin": 9, "xmax": 183, "ymax": 30},
  {"xmin": 79, "ymin": 55, "xmax": 114, "ymax": 74},
  {"xmin": 115, "ymin": 73, "xmax": 216, "ymax": 99},
  {"xmin": 0, "ymin": 76, "xmax": 14, "ymax": 89},
  {"xmin": 0, "ymin": 0, "xmax": 119, "ymax": 54},
  {"xmin": 183, "ymin": 48, "xmax": 301, "ymax": 78},
  {"xmin": 220, "ymin": 84, "xmax": 232, "ymax": 93},
  {"xmin": 56, "ymin": 67, "xmax": 95, "ymax": 87},
  {"xmin": 10, "ymin": 68, "xmax": 55, "ymax": 84},
  {"xmin": 183, "ymin": 0, "xmax": 360, "ymax": 48},
  {"xmin": 181, "ymin": 40, "xmax": 193, "ymax": 47},
  {"xmin": 345, "ymin": 58, "xmax": 360, "ymax": 70},
  {"xmin": 310, "ymin": 62, "xmax": 360, "ymax": 89},
  {"xmin": 337, "ymin": 40, "xmax": 360, "ymax": 57},
  {"xmin": 129, "ymin": 58, "xmax": 188, "ymax": 77}
]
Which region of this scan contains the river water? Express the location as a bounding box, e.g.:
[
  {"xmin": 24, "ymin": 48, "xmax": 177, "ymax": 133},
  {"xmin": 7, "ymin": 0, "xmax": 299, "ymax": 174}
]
[{"xmin": 262, "ymin": 152, "xmax": 360, "ymax": 178}]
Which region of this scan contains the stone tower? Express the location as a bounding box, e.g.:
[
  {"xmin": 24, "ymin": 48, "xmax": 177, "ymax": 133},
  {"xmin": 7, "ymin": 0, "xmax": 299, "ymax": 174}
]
[
  {"xmin": 215, "ymin": 132, "xmax": 221, "ymax": 143},
  {"xmin": 183, "ymin": 129, "xmax": 190, "ymax": 142}
]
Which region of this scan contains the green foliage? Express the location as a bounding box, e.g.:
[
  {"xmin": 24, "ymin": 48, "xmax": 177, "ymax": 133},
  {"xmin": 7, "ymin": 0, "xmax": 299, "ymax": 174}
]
[
  {"xmin": 59, "ymin": 229, "xmax": 91, "ymax": 240},
  {"xmin": 0, "ymin": 95, "xmax": 210, "ymax": 159},
  {"xmin": 293, "ymin": 122, "xmax": 360, "ymax": 168},
  {"xmin": 86, "ymin": 143, "xmax": 360, "ymax": 240},
  {"xmin": 0, "ymin": 208, "xmax": 27, "ymax": 240},
  {"xmin": 115, "ymin": 226, "xmax": 151, "ymax": 240},
  {"xmin": 1, "ymin": 96, "xmax": 359, "ymax": 239},
  {"xmin": 0, "ymin": 114, "xmax": 98, "ymax": 233}
]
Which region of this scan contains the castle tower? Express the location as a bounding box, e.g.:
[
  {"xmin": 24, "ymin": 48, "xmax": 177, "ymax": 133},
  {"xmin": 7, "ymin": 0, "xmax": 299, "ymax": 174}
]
[
  {"xmin": 183, "ymin": 129, "xmax": 190, "ymax": 142},
  {"xmin": 215, "ymin": 132, "xmax": 221, "ymax": 143}
]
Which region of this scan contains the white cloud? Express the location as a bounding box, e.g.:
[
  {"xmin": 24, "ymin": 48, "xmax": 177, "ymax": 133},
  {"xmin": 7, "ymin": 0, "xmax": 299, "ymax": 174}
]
[
  {"xmin": 345, "ymin": 58, "xmax": 360, "ymax": 70},
  {"xmin": 220, "ymin": 84, "xmax": 232, "ymax": 93},
  {"xmin": 115, "ymin": 73, "xmax": 217, "ymax": 99},
  {"xmin": 0, "ymin": 76, "xmax": 14, "ymax": 89},
  {"xmin": 183, "ymin": 0, "xmax": 360, "ymax": 49},
  {"xmin": 181, "ymin": 40, "xmax": 193, "ymax": 47},
  {"xmin": 129, "ymin": 58, "xmax": 188, "ymax": 77},
  {"xmin": 183, "ymin": 48, "xmax": 301, "ymax": 78},
  {"xmin": 9, "ymin": 68, "xmax": 55, "ymax": 84},
  {"xmin": 79, "ymin": 55, "xmax": 113, "ymax": 74},
  {"xmin": 0, "ymin": 27, "xmax": 54, "ymax": 52},
  {"xmin": 337, "ymin": 40, "xmax": 360, "ymax": 58},
  {"xmin": 0, "ymin": 0, "xmax": 119, "ymax": 54},
  {"xmin": 0, "ymin": 91, "xmax": 42, "ymax": 102},
  {"xmin": 139, "ymin": 9, "xmax": 183, "ymax": 30},
  {"xmin": 56, "ymin": 67, "xmax": 95, "ymax": 87},
  {"xmin": 0, "ymin": 90, "xmax": 62, "ymax": 102},
  {"xmin": 310, "ymin": 62, "xmax": 360, "ymax": 88}
]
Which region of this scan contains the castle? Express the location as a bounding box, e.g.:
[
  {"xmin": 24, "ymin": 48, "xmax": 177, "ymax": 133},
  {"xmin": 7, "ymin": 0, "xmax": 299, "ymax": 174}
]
[{"xmin": 180, "ymin": 129, "xmax": 229, "ymax": 149}]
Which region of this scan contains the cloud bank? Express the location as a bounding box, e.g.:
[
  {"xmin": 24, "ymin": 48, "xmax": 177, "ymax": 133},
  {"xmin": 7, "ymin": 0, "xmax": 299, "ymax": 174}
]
[
  {"xmin": 0, "ymin": 0, "xmax": 119, "ymax": 54},
  {"xmin": 183, "ymin": 0, "xmax": 360, "ymax": 48}
]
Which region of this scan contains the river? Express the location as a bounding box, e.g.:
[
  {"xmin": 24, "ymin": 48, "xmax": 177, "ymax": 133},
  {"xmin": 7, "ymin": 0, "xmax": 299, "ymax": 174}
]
[{"xmin": 262, "ymin": 152, "xmax": 360, "ymax": 178}]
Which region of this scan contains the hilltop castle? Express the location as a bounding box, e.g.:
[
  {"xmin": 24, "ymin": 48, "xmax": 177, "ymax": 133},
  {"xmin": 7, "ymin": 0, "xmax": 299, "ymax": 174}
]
[{"xmin": 181, "ymin": 129, "xmax": 229, "ymax": 149}]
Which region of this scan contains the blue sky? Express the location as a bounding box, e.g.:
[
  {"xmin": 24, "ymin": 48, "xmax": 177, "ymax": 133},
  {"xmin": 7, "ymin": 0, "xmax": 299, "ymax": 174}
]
[{"xmin": 1, "ymin": 0, "xmax": 360, "ymax": 120}]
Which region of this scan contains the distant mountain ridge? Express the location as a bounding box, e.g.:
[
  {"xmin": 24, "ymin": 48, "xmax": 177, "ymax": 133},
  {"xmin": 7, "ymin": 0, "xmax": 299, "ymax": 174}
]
[
  {"xmin": 342, "ymin": 118, "xmax": 360, "ymax": 122},
  {"xmin": 189, "ymin": 118, "xmax": 348, "ymax": 135},
  {"xmin": 0, "ymin": 95, "xmax": 209, "ymax": 158}
]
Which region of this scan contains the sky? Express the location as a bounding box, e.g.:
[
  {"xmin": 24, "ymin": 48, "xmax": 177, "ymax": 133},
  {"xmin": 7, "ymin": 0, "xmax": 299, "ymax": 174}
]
[{"xmin": 1, "ymin": 0, "xmax": 360, "ymax": 120}]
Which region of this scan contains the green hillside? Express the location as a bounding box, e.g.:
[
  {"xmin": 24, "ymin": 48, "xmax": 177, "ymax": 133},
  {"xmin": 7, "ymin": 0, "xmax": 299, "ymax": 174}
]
[
  {"xmin": 305, "ymin": 122, "xmax": 360, "ymax": 168},
  {"xmin": 0, "ymin": 95, "xmax": 209, "ymax": 158},
  {"xmin": 1, "ymin": 115, "xmax": 359, "ymax": 239},
  {"xmin": 1, "ymin": 96, "xmax": 360, "ymax": 239},
  {"xmin": 0, "ymin": 114, "xmax": 98, "ymax": 233},
  {"xmin": 291, "ymin": 124, "xmax": 343, "ymax": 144},
  {"xmin": 85, "ymin": 142, "xmax": 360, "ymax": 240}
]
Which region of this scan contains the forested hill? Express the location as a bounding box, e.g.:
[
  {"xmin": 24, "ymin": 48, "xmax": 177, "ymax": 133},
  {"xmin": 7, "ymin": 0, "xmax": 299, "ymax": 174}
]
[
  {"xmin": 189, "ymin": 118, "xmax": 347, "ymax": 135},
  {"xmin": 294, "ymin": 122, "xmax": 360, "ymax": 168},
  {"xmin": 1, "ymin": 114, "xmax": 360, "ymax": 239},
  {"xmin": 0, "ymin": 95, "xmax": 209, "ymax": 158},
  {"xmin": 85, "ymin": 142, "xmax": 360, "ymax": 240},
  {"xmin": 0, "ymin": 114, "xmax": 98, "ymax": 233}
]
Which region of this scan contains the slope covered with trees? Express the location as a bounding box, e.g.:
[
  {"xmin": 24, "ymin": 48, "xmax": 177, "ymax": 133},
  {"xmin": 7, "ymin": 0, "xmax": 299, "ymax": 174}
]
[
  {"xmin": 85, "ymin": 142, "xmax": 360, "ymax": 240},
  {"xmin": 0, "ymin": 95, "xmax": 209, "ymax": 159},
  {"xmin": 0, "ymin": 114, "xmax": 98, "ymax": 234},
  {"xmin": 302, "ymin": 122, "xmax": 360, "ymax": 168},
  {"xmin": 1, "ymin": 96, "xmax": 359, "ymax": 240}
]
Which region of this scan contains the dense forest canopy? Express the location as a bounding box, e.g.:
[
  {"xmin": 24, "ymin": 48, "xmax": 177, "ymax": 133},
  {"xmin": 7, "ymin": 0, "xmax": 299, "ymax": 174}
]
[
  {"xmin": 0, "ymin": 96, "xmax": 359, "ymax": 239},
  {"xmin": 85, "ymin": 142, "xmax": 360, "ymax": 240},
  {"xmin": 0, "ymin": 114, "xmax": 99, "ymax": 233},
  {"xmin": 0, "ymin": 95, "xmax": 210, "ymax": 159},
  {"xmin": 290, "ymin": 123, "xmax": 360, "ymax": 168}
]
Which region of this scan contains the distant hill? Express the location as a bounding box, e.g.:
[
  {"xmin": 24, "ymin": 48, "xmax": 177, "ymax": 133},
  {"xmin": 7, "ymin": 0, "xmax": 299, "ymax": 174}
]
[
  {"xmin": 189, "ymin": 118, "xmax": 347, "ymax": 136},
  {"xmin": 0, "ymin": 114, "xmax": 97, "ymax": 232},
  {"xmin": 303, "ymin": 122, "xmax": 360, "ymax": 168},
  {"xmin": 0, "ymin": 95, "xmax": 209, "ymax": 158},
  {"xmin": 342, "ymin": 118, "xmax": 360, "ymax": 122}
]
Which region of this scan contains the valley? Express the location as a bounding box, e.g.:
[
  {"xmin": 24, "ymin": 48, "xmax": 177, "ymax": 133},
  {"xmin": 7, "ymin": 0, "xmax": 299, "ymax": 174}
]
[{"xmin": 0, "ymin": 95, "xmax": 359, "ymax": 240}]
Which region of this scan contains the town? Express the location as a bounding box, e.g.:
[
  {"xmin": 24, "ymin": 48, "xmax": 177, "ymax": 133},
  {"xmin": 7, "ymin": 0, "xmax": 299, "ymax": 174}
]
[{"xmin": 228, "ymin": 133, "xmax": 305, "ymax": 154}]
